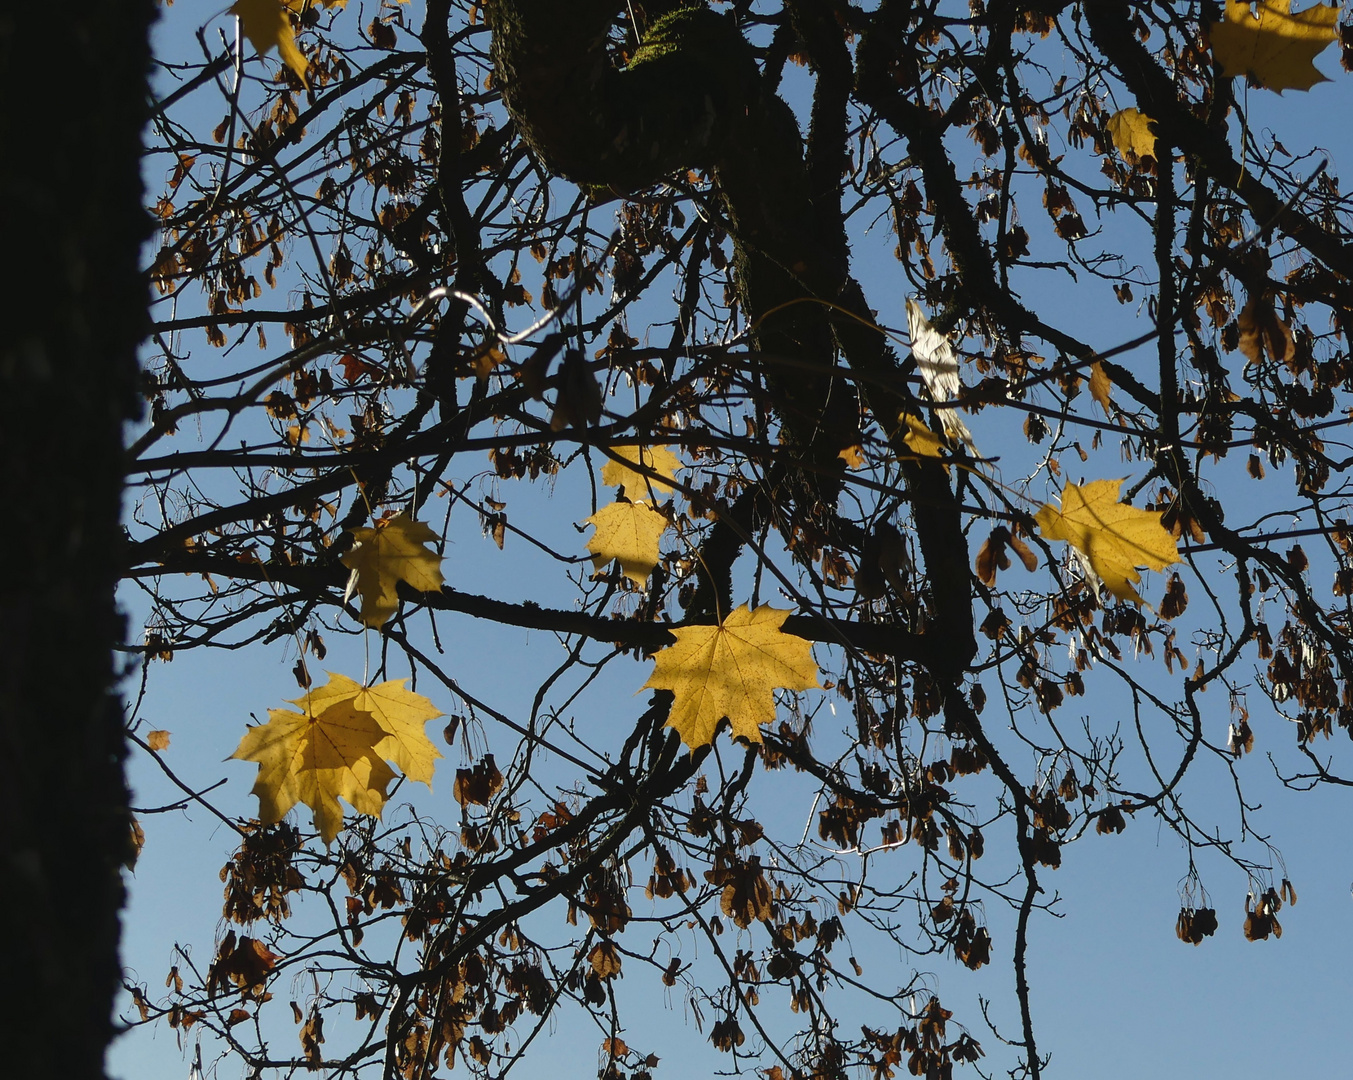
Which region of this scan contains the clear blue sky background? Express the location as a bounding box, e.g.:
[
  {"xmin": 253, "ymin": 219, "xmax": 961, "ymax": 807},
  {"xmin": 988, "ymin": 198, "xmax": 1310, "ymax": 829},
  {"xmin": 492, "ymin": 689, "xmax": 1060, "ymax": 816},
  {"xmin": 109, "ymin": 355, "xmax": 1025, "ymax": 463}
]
[{"xmin": 115, "ymin": 4, "xmax": 1353, "ymax": 1078}]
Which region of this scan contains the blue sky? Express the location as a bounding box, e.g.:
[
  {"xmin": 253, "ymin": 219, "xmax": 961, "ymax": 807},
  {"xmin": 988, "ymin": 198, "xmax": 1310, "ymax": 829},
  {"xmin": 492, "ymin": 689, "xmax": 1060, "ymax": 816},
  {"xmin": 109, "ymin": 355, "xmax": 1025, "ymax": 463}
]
[{"xmin": 115, "ymin": 3, "xmax": 1353, "ymax": 1078}]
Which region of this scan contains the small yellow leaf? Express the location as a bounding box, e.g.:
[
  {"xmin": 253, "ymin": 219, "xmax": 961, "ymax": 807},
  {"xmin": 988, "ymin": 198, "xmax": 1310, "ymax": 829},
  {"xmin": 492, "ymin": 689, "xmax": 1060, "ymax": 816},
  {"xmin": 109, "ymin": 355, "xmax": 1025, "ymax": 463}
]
[
  {"xmin": 899, "ymin": 412, "xmax": 945, "ymax": 458},
  {"xmin": 1209, "ymin": 0, "xmax": 1339, "ymax": 93},
  {"xmin": 1106, "ymin": 108, "xmax": 1157, "ymax": 160},
  {"xmin": 643, "ymin": 604, "xmax": 820, "ymax": 749},
  {"xmin": 584, "ymin": 501, "xmax": 668, "ymax": 585},
  {"xmin": 340, "ymin": 513, "xmax": 444, "ymax": 627},
  {"xmin": 1089, "ymin": 361, "xmax": 1113, "ymax": 416},
  {"xmin": 147, "ymin": 729, "xmax": 172, "ymax": 751},
  {"xmin": 601, "ymin": 445, "xmax": 682, "ymax": 497},
  {"xmin": 837, "ymin": 444, "xmax": 866, "ymax": 469},
  {"xmin": 1034, "ymin": 479, "xmax": 1180, "ymax": 603},
  {"xmin": 296, "ymin": 672, "xmax": 443, "ymax": 785},
  {"xmin": 232, "ymin": 695, "xmax": 396, "ymax": 845},
  {"xmin": 231, "ymin": 0, "xmax": 308, "ymax": 85}
]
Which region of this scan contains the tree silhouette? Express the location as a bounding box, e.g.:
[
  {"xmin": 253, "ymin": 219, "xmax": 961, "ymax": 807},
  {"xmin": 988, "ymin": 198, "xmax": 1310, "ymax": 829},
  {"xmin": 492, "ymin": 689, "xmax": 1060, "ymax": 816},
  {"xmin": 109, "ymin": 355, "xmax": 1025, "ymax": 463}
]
[{"xmin": 3, "ymin": 3, "xmax": 153, "ymax": 1078}]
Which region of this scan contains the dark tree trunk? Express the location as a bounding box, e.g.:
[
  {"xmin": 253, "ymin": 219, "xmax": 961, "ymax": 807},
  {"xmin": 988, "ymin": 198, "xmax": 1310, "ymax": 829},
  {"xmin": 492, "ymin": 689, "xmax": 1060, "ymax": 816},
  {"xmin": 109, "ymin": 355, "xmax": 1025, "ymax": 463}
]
[{"xmin": 0, "ymin": 3, "xmax": 152, "ymax": 1077}]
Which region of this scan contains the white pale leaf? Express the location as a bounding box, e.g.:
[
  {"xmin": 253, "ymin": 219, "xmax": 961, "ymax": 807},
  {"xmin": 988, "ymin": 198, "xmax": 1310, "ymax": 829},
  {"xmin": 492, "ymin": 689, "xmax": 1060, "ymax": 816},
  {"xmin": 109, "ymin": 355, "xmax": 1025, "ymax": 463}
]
[{"xmin": 905, "ymin": 298, "xmax": 977, "ymax": 453}]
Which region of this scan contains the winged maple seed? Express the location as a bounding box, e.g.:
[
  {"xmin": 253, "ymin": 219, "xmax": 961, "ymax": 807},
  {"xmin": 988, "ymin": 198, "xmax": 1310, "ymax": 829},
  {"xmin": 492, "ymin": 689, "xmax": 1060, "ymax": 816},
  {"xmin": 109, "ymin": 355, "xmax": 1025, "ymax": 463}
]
[
  {"xmin": 975, "ymin": 526, "xmax": 1038, "ymax": 588},
  {"xmin": 584, "ymin": 500, "xmax": 668, "ymax": 585},
  {"xmin": 600, "ymin": 444, "xmax": 683, "ymax": 498},
  {"xmin": 1034, "ymin": 479, "xmax": 1181, "ymax": 603},
  {"xmin": 643, "ymin": 604, "xmax": 820, "ymax": 749},
  {"xmin": 1237, "ymin": 290, "xmax": 1298, "ymax": 367},
  {"xmin": 340, "ymin": 512, "xmax": 444, "ymax": 627},
  {"xmin": 231, "ymin": 673, "xmax": 441, "ymax": 844},
  {"xmin": 1209, "ymin": 0, "xmax": 1340, "ymax": 92}
]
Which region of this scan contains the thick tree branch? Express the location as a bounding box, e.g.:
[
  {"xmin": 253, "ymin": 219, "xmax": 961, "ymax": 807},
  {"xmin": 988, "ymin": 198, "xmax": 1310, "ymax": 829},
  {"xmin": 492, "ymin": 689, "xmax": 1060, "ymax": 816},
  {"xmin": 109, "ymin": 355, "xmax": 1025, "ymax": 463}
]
[{"xmin": 1083, "ymin": 0, "xmax": 1353, "ymax": 279}]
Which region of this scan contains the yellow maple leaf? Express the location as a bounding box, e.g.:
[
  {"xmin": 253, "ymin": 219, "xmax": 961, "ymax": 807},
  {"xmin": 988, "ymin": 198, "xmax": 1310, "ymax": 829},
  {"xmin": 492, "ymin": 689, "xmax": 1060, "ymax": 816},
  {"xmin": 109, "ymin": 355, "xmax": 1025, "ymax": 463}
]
[
  {"xmin": 1209, "ymin": 0, "xmax": 1339, "ymax": 93},
  {"xmin": 340, "ymin": 513, "xmax": 444, "ymax": 627},
  {"xmin": 231, "ymin": 693, "xmax": 396, "ymax": 844},
  {"xmin": 231, "ymin": 0, "xmax": 309, "ymax": 85},
  {"xmin": 584, "ymin": 501, "xmax": 668, "ymax": 585},
  {"xmin": 1088, "ymin": 361, "xmax": 1113, "ymax": 416},
  {"xmin": 296, "ymin": 672, "xmax": 442, "ymax": 784},
  {"xmin": 837, "ymin": 444, "xmax": 866, "ymax": 469},
  {"xmin": 642, "ymin": 604, "xmax": 820, "ymax": 749},
  {"xmin": 1106, "ymin": 108, "xmax": 1158, "ymax": 160},
  {"xmin": 1034, "ymin": 479, "xmax": 1180, "ymax": 603},
  {"xmin": 899, "ymin": 412, "xmax": 946, "ymax": 458},
  {"xmin": 601, "ymin": 445, "xmax": 682, "ymax": 497}
]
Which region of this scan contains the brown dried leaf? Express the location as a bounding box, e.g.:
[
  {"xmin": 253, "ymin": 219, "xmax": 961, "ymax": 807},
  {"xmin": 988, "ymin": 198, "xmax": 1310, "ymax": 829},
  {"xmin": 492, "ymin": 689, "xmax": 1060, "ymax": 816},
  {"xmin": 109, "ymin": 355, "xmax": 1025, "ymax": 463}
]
[
  {"xmin": 1237, "ymin": 293, "xmax": 1296, "ymax": 367},
  {"xmin": 589, "ymin": 940, "xmax": 622, "ymax": 979},
  {"xmin": 453, "ymin": 755, "xmax": 503, "ymax": 808},
  {"xmin": 126, "ymin": 818, "xmax": 146, "ymax": 870}
]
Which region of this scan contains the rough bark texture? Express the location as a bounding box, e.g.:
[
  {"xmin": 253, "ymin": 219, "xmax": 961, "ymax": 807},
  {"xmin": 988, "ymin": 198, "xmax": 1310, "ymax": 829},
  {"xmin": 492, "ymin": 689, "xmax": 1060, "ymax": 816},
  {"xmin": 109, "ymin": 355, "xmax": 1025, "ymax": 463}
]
[{"xmin": 0, "ymin": 3, "xmax": 151, "ymax": 1076}]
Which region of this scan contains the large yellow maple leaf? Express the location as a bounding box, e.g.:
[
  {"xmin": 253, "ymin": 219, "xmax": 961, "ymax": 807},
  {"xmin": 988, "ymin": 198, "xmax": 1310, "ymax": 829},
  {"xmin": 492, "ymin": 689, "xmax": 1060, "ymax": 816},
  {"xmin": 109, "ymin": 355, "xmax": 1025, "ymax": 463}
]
[
  {"xmin": 1034, "ymin": 479, "xmax": 1180, "ymax": 603},
  {"xmin": 297, "ymin": 672, "xmax": 443, "ymax": 784},
  {"xmin": 601, "ymin": 445, "xmax": 683, "ymax": 497},
  {"xmin": 232, "ymin": 695, "xmax": 395, "ymax": 845},
  {"xmin": 231, "ymin": 0, "xmax": 309, "ymax": 85},
  {"xmin": 232, "ymin": 673, "xmax": 442, "ymax": 843},
  {"xmin": 584, "ymin": 501, "xmax": 668, "ymax": 585},
  {"xmin": 643, "ymin": 604, "xmax": 820, "ymax": 749},
  {"xmin": 340, "ymin": 513, "xmax": 444, "ymax": 627},
  {"xmin": 1209, "ymin": 0, "xmax": 1339, "ymax": 92}
]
